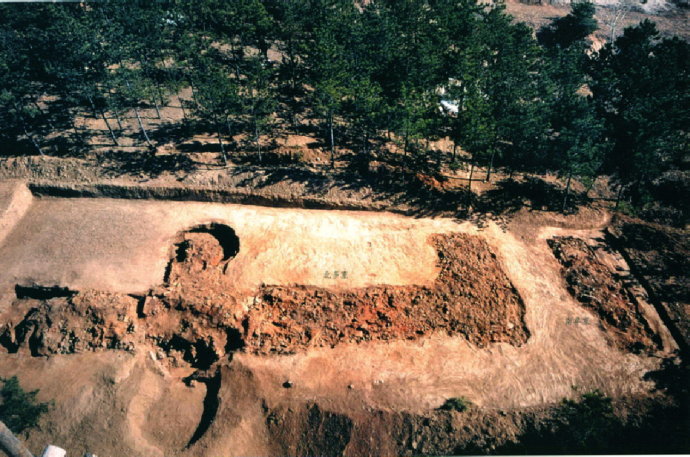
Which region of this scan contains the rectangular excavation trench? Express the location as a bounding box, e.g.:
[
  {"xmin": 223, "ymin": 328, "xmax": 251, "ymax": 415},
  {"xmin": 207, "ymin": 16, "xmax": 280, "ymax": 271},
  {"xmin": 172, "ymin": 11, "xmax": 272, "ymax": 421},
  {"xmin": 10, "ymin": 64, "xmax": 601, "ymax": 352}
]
[{"xmin": 0, "ymin": 184, "xmax": 678, "ymax": 432}]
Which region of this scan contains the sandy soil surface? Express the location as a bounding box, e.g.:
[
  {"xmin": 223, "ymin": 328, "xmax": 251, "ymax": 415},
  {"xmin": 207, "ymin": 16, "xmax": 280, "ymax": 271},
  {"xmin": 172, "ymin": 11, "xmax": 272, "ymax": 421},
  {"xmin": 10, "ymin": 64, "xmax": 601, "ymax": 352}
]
[{"xmin": 0, "ymin": 185, "xmax": 460, "ymax": 304}]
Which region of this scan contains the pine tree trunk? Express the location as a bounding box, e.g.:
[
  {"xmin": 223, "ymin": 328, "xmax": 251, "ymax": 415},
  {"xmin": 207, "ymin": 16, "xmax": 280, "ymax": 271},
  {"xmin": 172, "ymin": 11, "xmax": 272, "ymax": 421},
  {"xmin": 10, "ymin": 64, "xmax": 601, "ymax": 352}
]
[
  {"xmin": 452, "ymin": 142, "xmax": 457, "ymax": 162},
  {"xmin": 468, "ymin": 158, "xmax": 475, "ymax": 191},
  {"xmin": 614, "ymin": 183, "xmax": 624, "ymax": 209},
  {"xmin": 287, "ymin": 40, "xmax": 297, "ymax": 93},
  {"xmin": 362, "ymin": 128, "xmax": 369, "ymax": 156},
  {"xmin": 71, "ymin": 107, "xmax": 85, "ymax": 140},
  {"xmin": 114, "ymin": 111, "xmax": 124, "ymax": 131},
  {"xmin": 156, "ymin": 81, "xmax": 166, "ymax": 106},
  {"xmin": 485, "ymin": 149, "xmax": 496, "ymax": 182},
  {"xmin": 101, "ymin": 109, "xmax": 119, "ymax": 145},
  {"xmin": 188, "ymin": 77, "xmax": 199, "ymax": 108},
  {"xmin": 255, "ymin": 121, "xmax": 261, "ymax": 163},
  {"xmin": 562, "ymin": 170, "xmax": 573, "ymax": 213},
  {"xmin": 329, "ymin": 114, "xmax": 335, "ymax": 169},
  {"xmin": 87, "ymin": 95, "xmax": 98, "ymax": 118},
  {"xmin": 13, "ymin": 102, "xmax": 43, "ymax": 156},
  {"xmin": 134, "ymin": 106, "xmax": 154, "ymax": 149},
  {"xmin": 404, "ymin": 129, "xmax": 409, "ymax": 156},
  {"xmin": 179, "ymin": 95, "xmax": 187, "ymax": 120},
  {"xmin": 217, "ymin": 122, "xmax": 227, "ymax": 166},
  {"xmin": 153, "ymin": 99, "xmax": 162, "ymax": 119}
]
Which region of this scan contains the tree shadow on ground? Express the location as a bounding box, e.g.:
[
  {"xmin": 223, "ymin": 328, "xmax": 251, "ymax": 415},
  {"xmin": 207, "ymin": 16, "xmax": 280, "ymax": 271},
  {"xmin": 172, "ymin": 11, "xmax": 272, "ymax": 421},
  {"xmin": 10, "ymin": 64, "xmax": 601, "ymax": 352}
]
[
  {"xmin": 231, "ymin": 149, "xmax": 307, "ymax": 167},
  {"xmin": 43, "ymin": 134, "xmax": 93, "ymax": 158},
  {"xmin": 97, "ymin": 149, "xmax": 197, "ymax": 179},
  {"xmin": 0, "ymin": 137, "xmax": 37, "ymax": 157},
  {"xmin": 466, "ymin": 176, "xmax": 591, "ymax": 229},
  {"xmin": 476, "ymin": 176, "xmax": 587, "ymax": 214},
  {"xmin": 0, "ymin": 133, "xmax": 93, "ymax": 159},
  {"xmin": 148, "ymin": 119, "xmax": 203, "ymax": 147}
]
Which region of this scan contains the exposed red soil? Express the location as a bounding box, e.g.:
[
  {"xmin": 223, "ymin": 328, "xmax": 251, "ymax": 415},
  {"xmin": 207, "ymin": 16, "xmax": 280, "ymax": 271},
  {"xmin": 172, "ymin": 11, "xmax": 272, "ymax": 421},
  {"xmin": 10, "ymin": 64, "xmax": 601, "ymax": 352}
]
[
  {"xmin": 1, "ymin": 231, "xmax": 529, "ymax": 364},
  {"xmin": 0, "ymin": 290, "xmax": 138, "ymax": 355},
  {"xmin": 245, "ymin": 233, "xmax": 529, "ymax": 354},
  {"xmin": 548, "ymin": 236, "xmax": 660, "ymax": 353}
]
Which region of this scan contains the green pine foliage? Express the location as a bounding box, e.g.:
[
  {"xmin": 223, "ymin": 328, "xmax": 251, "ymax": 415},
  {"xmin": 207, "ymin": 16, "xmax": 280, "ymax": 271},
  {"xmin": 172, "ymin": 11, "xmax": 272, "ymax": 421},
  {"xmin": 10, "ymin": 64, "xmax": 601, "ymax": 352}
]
[
  {"xmin": 0, "ymin": 376, "xmax": 52, "ymax": 434},
  {"xmin": 438, "ymin": 396, "xmax": 472, "ymax": 412},
  {"xmin": 0, "ymin": 0, "xmax": 687, "ymax": 219}
]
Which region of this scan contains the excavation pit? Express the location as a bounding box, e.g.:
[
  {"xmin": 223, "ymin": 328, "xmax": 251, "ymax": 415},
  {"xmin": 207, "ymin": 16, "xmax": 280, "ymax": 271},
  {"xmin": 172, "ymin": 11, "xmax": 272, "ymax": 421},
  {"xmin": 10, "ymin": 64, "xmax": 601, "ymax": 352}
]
[
  {"xmin": 179, "ymin": 223, "xmax": 240, "ymax": 262},
  {"xmin": 0, "ymin": 194, "xmax": 456, "ymax": 296}
]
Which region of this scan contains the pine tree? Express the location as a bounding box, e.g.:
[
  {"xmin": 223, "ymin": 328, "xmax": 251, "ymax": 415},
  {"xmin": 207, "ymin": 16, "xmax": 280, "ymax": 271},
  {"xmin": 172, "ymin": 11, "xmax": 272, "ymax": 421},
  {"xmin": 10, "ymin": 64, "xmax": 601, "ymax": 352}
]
[
  {"xmin": 590, "ymin": 20, "xmax": 690, "ymax": 208},
  {"xmin": 194, "ymin": 66, "xmax": 243, "ymax": 165},
  {"xmin": 539, "ymin": 1, "xmax": 605, "ymax": 211}
]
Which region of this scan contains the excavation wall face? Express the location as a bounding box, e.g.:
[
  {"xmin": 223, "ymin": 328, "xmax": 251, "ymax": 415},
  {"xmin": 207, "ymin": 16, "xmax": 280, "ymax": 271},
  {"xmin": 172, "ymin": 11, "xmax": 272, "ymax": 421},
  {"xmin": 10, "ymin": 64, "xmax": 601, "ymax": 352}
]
[
  {"xmin": 178, "ymin": 223, "xmax": 240, "ymax": 261},
  {"xmin": 607, "ymin": 215, "xmax": 690, "ymax": 353},
  {"xmin": 548, "ymin": 236, "xmax": 661, "ymax": 353},
  {"xmin": 0, "ymin": 181, "xmax": 33, "ymax": 247}
]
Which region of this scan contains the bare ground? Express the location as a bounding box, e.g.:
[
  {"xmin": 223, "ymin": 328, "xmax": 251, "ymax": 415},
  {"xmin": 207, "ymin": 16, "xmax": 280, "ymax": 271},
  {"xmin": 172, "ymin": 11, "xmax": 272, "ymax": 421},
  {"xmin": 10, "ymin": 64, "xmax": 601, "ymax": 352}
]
[{"xmin": 0, "ymin": 180, "xmax": 685, "ymax": 456}]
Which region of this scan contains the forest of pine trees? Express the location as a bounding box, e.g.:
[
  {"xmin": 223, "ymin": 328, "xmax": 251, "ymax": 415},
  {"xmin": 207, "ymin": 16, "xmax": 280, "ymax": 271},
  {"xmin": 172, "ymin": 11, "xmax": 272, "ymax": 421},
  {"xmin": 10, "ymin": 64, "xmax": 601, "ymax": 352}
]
[{"xmin": 0, "ymin": 0, "xmax": 688, "ymax": 220}]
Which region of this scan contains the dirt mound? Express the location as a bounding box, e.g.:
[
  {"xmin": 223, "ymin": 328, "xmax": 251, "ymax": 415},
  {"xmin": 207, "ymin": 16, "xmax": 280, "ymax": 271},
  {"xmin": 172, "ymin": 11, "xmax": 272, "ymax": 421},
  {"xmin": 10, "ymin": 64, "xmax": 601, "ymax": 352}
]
[
  {"xmin": 548, "ymin": 236, "xmax": 660, "ymax": 353},
  {"xmin": 0, "ymin": 291, "xmax": 138, "ymax": 355},
  {"xmin": 246, "ymin": 234, "xmax": 529, "ymax": 353}
]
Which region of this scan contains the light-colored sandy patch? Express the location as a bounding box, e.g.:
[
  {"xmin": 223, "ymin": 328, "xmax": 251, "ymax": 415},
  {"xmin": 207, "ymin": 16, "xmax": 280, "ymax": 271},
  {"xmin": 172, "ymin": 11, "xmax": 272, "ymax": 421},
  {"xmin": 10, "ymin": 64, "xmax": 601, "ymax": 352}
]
[
  {"xmin": 0, "ymin": 197, "xmax": 463, "ymax": 299},
  {"xmin": 0, "ymin": 180, "xmax": 33, "ymax": 246}
]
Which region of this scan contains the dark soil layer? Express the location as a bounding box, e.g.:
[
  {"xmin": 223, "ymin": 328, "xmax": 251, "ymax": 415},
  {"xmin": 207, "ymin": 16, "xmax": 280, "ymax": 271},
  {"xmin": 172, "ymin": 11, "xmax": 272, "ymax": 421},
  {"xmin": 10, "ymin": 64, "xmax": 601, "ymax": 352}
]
[
  {"xmin": 607, "ymin": 215, "xmax": 690, "ymax": 353},
  {"xmin": 548, "ymin": 236, "xmax": 660, "ymax": 353}
]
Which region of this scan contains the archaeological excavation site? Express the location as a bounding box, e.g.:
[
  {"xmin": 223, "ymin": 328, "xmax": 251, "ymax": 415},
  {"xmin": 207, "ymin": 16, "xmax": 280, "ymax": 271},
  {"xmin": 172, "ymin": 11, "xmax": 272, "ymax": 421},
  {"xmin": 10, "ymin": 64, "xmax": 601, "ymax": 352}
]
[
  {"xmin": 0, "ymin": 0, "xmax": 688, "ymax": 455},
  {"xmin": 0, "ymin": 174, "xmax": 688, "ymax": 456}
]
